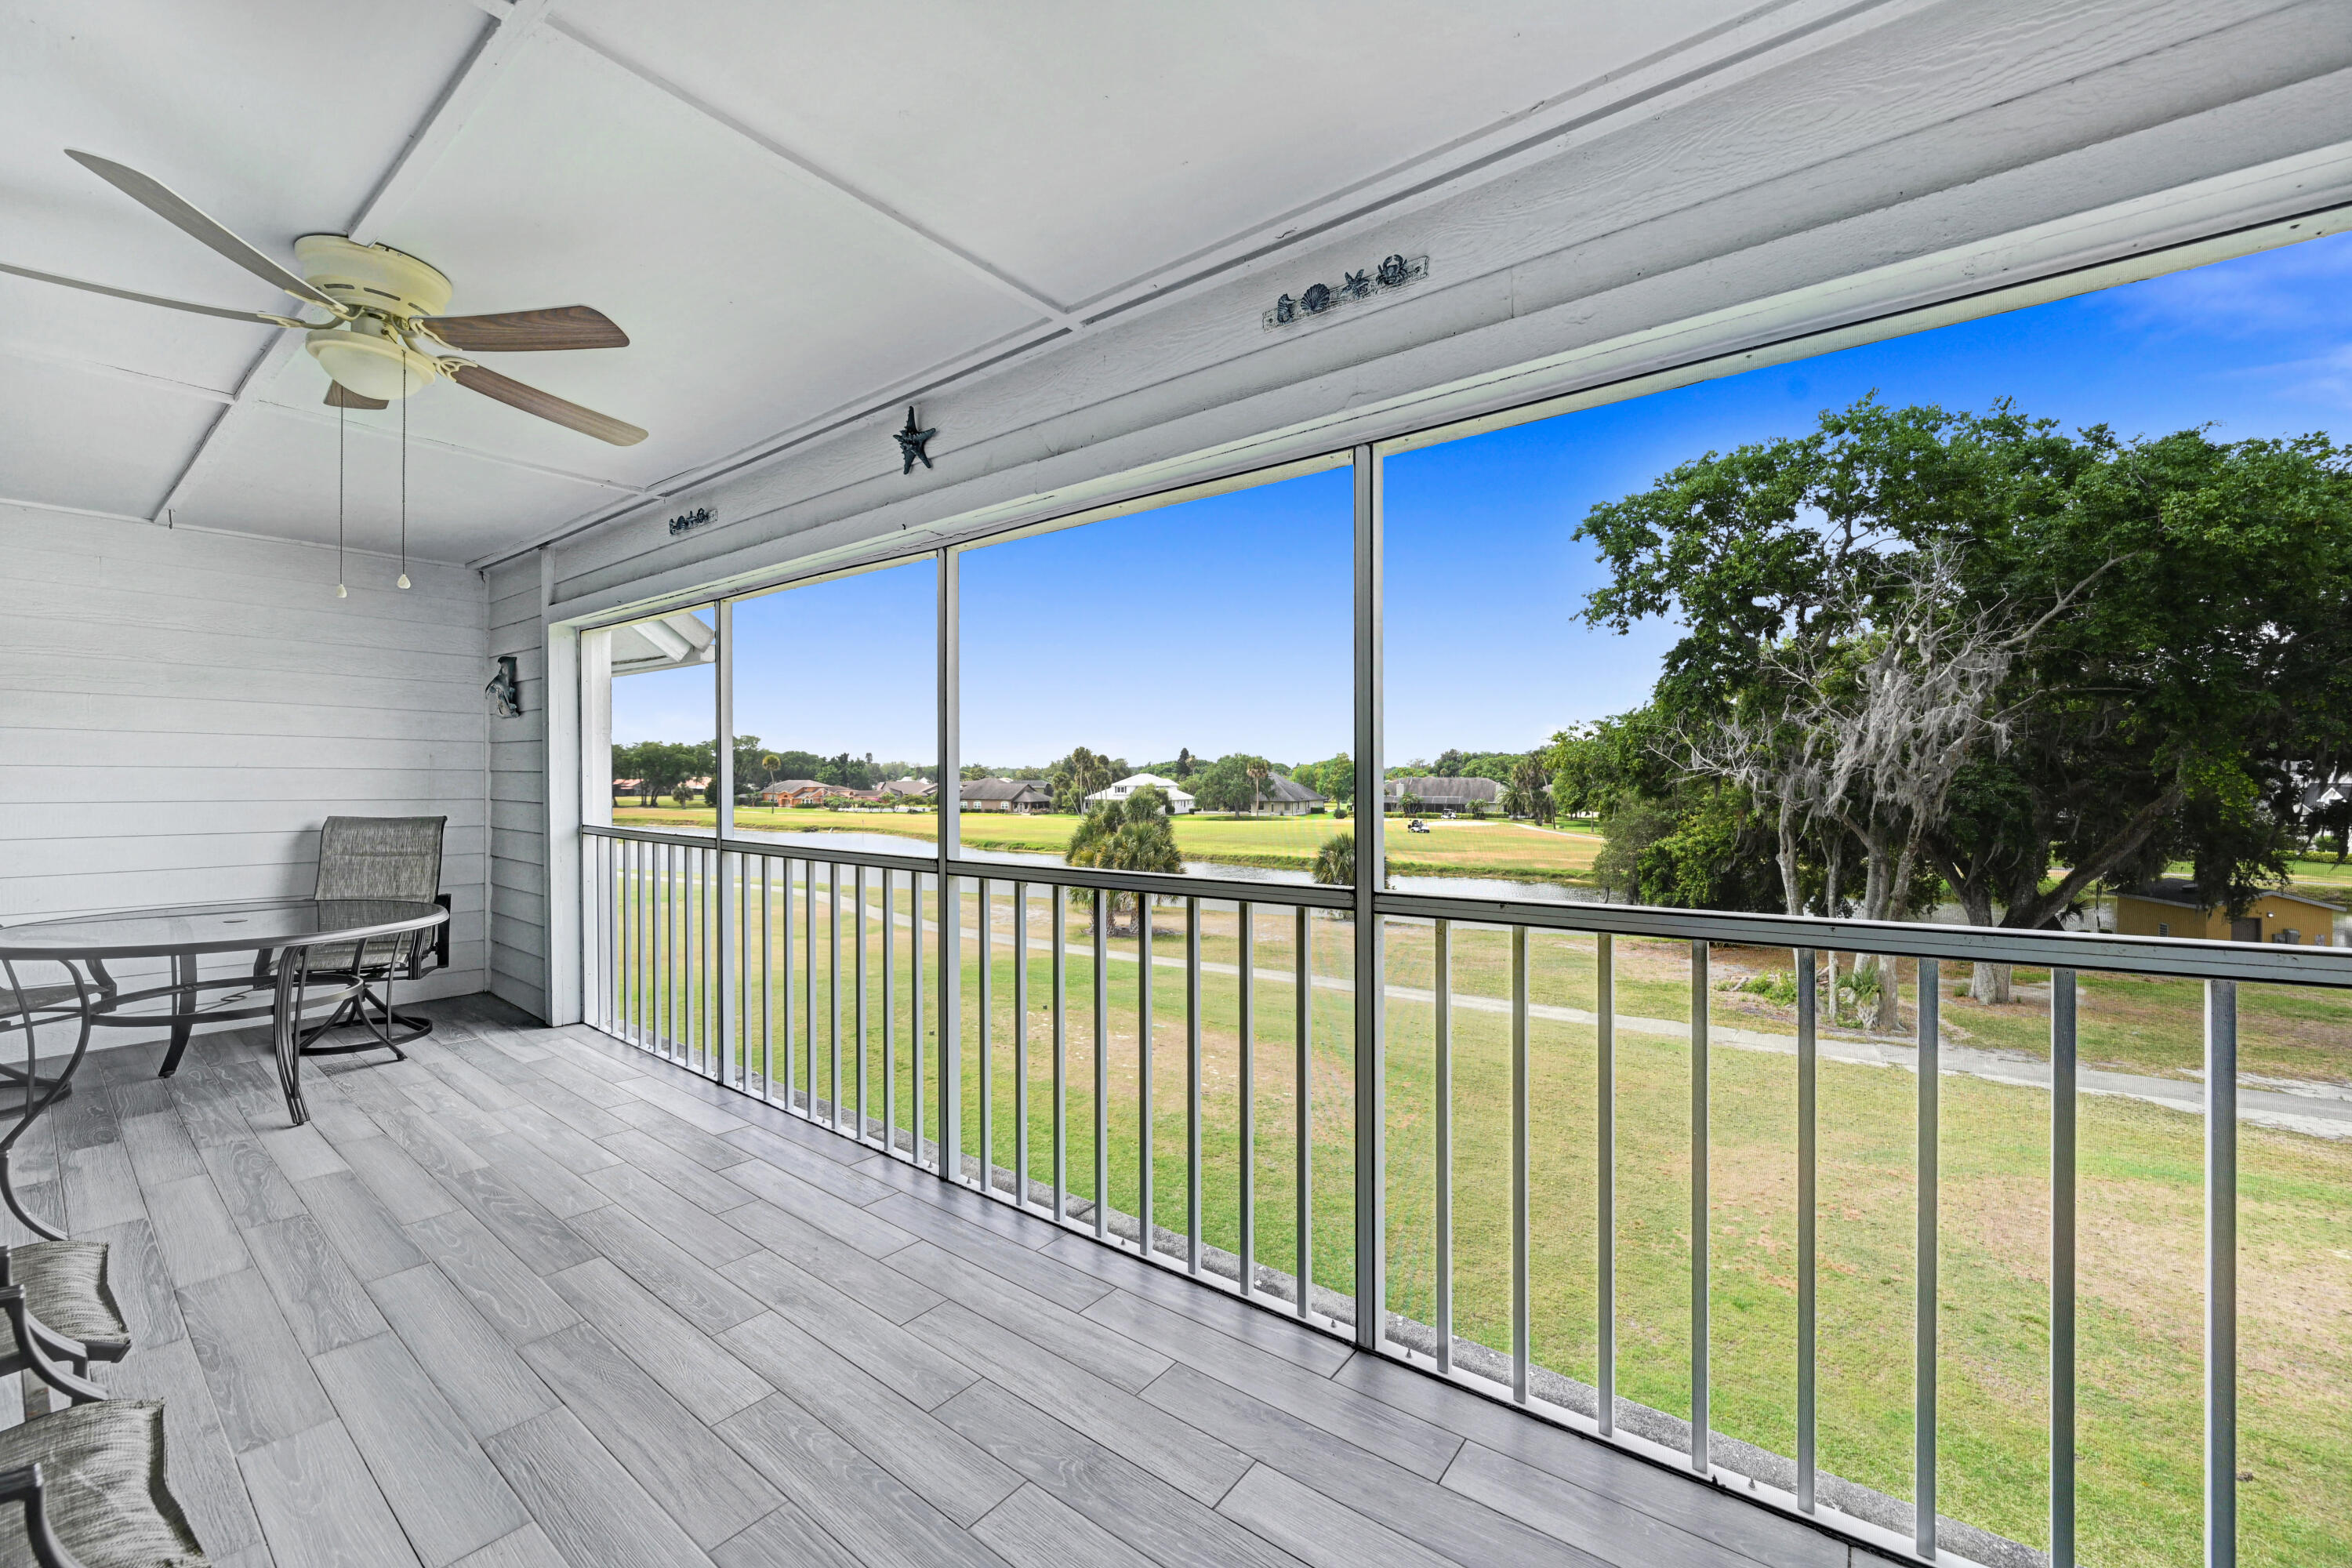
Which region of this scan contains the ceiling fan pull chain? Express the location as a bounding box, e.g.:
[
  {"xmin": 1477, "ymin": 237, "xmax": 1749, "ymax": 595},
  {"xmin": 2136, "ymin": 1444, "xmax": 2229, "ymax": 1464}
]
[
  {"xmin": 336, "ymin": 395, "xmax": 348, "ymax": 600},
  {"xmin": 397, "ymin": 367, "xmax": 412, "ymax": 590}
]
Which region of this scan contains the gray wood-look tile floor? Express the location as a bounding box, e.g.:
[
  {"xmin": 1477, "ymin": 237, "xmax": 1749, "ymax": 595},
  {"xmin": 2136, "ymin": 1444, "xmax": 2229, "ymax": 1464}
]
[{"xmin": 5, "ymin": 996, "xmax": 1873, "ymax": 1568}]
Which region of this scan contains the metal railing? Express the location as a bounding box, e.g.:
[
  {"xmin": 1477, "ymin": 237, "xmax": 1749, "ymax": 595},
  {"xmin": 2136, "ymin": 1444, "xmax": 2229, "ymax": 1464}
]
[{"xmin": 583, "ymin": 822, "xmax": 2352, "ymax": 1568}]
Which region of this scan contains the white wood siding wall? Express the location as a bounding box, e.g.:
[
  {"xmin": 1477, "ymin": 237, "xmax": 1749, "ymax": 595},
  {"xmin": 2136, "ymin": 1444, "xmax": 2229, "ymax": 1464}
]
[
  {"xmin": 486, "ymin": 554, "xmax": 547, "ymax": 1019},
  {"xmin": 0, "ymin": 501, "xmax": 489, "ymax": 1040}
]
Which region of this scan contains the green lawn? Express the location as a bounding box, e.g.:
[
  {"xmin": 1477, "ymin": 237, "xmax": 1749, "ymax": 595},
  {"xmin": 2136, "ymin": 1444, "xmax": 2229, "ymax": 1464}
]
[
  {"xmin": 596, "ymin": 867, "xmax": 2352, "ymax": 1567},
  {"xmin": 613, "ymin": 804, "xmax": 1606, "ymax": 884}
]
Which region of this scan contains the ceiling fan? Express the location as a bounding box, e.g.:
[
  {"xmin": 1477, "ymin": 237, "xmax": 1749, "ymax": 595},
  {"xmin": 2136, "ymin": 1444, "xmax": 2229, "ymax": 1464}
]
[{"xmin": 0, "ymin": 149, "xmax": 647, "ymax": 445}]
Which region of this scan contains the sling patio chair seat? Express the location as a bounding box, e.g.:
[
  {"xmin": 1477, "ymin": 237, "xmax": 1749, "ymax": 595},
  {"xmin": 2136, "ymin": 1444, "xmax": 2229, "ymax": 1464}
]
[
  {"xmin": 1, "ymin": 1245, "xmax": 127, "ymax": 1376},
  {"xmin": 0, "ymin": 1400, "xmax": 208, "ymax": 1568}
]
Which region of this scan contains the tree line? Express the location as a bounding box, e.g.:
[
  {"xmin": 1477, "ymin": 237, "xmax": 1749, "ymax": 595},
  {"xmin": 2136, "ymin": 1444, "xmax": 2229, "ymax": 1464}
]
[{"xmin": 1546, "ymin": 395, "xmax": 2352, "ymax": 1011}]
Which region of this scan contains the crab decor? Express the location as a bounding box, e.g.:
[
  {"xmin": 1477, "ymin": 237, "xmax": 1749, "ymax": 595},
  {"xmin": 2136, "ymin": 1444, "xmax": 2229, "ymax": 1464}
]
[{"xmin": 895, "ymin": 406, "xmax": 938, "ymax": 474}]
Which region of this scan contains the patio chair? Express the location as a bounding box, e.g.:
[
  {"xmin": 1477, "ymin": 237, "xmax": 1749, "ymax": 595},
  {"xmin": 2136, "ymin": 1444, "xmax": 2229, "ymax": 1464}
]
[
  {"xmin": 190, "ymin": 816, "xmax": 450, "ymax": 1078},
  {"xmin": 300, "ymin": 814, "xmax": 450, "ymax": 1053},
  {"xmin": 0, "ymin": 1287, "xmax": 206, "ymax": 1568}
]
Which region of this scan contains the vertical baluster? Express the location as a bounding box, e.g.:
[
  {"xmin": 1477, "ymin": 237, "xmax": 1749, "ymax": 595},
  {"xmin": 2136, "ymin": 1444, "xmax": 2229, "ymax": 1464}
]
[
  {"xmin": 1598, "ymin": 932, "xmax": 1616, "ymax": 1431},
  {"xmin": 1238, "ymin": 902, "xmax": 1255, "ymax": 1298},
  {"xmin": 1435, "ymin": 918, "xmax": 1453, "ymax": 1374},
  {"xmin": 659, "ymin": 842, "xmax": 673, "ymax": 1058},
  {"xmin": 1918, "ymin": 958, "xmax": 1940, "ymax": 1558},
  {"xmin": 1295, "ymin": 903, "xmax": 1312, "ymax": 1321},
  {"xmin": 1796, "ymin": 947, "xmax": 1817, "ymax": 1508},
  {"xmin": 883, "ymin": 873, "xmax": 897, "ymax": 1156},
  {"xmin": 782, "ymin": 859, "xmax": 798, "ymax": 1116},
  {"xmin": 1185, "ymin": 897, "xmax": 1201, "ymax": 1276},
  {"xmin": 856, "ymin": 865, "xmax": 869, "ymax": 1142},
  {"xmin": 912, "ymin": 873, "xmax": 926, "ymax": 1161},
  {"xmin": 1138, "ymin": 893, "xmax": 1154, "ymax": 1258},
  {"xmin": 804, "ymin": 858, "xmax": 818, "ymax": 1120},
  {"xmin": 2206, "ymin": 978, "xmax": 2238, "ymax": 1568},
  {"xmin": 692, "ymin": 848, "xmax": 705, "ymax": 1073},
  {"xmin": 1052, "ymin": 888, "xmax": 1067, "ymax": 1223},
  {"xmin": 2051, "ymin": 967, "xmax": 2077, "ymax": 1568},
  {"xmin": 1690, "ymin": 939, "xmax": 1709, "ymax": 1473},
  {"xmin": 941, "ymin": 872, "xmax": 960, "ymax": 1182},
  {"xmin": 1015, "ymin": 883, "xmax": 1030, "ymax": 1208},
  {"xmin": 1094, "ymin": 890, "xmax": 1110, "ymax": 1240},
  {"xmin": 830, "ymin": 860, "xmax": 844, "ymax": 1130},
  {"xmin": 1512, "ymin": 924, "xmax": 1530, "ymax": 1402},
  {"xmin": 979, "ymin": 880, "xmax": 993, "ymax": 1189},
  {"xmin": 628, "ymin": 840, "xmax": 641, "ymax": 1046},
  {"xmin": 760, "ymin": 857, "xmax": 775, "ymax": 1100}
]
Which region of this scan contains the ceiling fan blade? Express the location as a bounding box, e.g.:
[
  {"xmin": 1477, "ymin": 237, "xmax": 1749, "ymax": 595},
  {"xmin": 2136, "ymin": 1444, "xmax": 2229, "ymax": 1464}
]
[
  {"xmin": 419, "ymin": 306, "xmax": 629, "ymax": 352},
  {"xmin": 450, "ymin": 362, "xmax": 647, "ymax": 445},
  {"xmin": 0, "ymin": 260, "xmax": 312, "ymax": 327},
  {"xmin": 64, "ymin": 149, "xmax": 346, "ymax": 315},
  {"xmin": 324, "ymin": 383, "xmax": 389, "ymax": 411}
]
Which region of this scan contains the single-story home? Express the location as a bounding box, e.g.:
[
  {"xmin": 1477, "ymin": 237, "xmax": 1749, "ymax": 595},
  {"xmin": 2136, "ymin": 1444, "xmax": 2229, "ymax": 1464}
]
[
  {"xmin": 1385, "ymin": 775, "xmax": 1504, "ymax": 813},
  {"xmin": 961, "ymin": 778, "xmax": 1054, "ymax": 813},
  {"xmin": 2114, "ymin": 878, "xmax": 2340, "ymax": 946},
  {"xmin": 879, "ymin": 776, "xmax": 937, "ymax": 798},
  {"xmin": 1087, "ymin": 772, "xmax": 1196, "ymax": 814},
  {"xmin": 760, "ymin": 779, "xmax": 854, "ymax": 808},
  {"xmin": 1251, "ymin": 774, "xmax": 1328, "ymax": 816}
]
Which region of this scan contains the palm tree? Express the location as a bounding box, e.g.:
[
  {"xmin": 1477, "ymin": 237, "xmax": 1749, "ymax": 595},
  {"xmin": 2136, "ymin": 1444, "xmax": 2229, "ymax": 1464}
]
[
  {"xmin": 1311, "ymin": 831, "xmax": 1389, "ymax": 889},
  {"xmin": 1501, "ymin": 753, "xmax": 1553, "ymax": 821},
  {"xmin": 1245, "ymin": 759, "xmax": 1270, "ymax": 815},
  {"xmin": 1066, "ymin": 786, "xmax": 1181, "ymax": 935}
]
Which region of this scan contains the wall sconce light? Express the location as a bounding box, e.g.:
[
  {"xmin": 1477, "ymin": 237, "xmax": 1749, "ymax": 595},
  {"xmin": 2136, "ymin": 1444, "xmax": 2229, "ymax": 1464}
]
[{"xmin": 487, "ymin": 655, "xmax": 522, "ymax": 718}]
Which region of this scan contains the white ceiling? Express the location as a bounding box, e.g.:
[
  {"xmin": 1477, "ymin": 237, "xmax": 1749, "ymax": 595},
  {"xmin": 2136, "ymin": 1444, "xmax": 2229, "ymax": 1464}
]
[{"xmin": 0, "ymin": 0, "xmax": 1802, "ymax": 565}]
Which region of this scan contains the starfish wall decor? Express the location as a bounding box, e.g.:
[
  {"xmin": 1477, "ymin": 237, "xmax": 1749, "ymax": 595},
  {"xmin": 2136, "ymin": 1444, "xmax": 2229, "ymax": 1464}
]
[{"xmin": 895, "ymin": 406, "xmax": 938, "ymax": 474}]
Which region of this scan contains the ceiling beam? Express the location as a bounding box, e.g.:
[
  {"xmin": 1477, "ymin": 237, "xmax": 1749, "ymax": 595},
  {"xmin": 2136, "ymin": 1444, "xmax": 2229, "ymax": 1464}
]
[{"xmin": 147, "ymin": 0, "xmax": 554, "ymax": 525}]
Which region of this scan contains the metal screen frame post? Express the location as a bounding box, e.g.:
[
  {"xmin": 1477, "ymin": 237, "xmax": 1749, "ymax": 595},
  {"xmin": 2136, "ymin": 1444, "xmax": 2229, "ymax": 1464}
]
[
  {"xmin": 1690, "ymin": 939, "xmax": 1709, "ymax": 1474},
  {"xmin": 2206, "ymin": 978, "xmax": 2238, "ymax": 1568},
  {"xmin": 1351, "ymin": 441, "xmax": 1385, "ymax": 1348},
  {"xmin": 938, "ymin": 546, "xmax": 961, "ymax": 1182},
  {"xmin": 2051, "ymin": 967, "xmax": 2076, "ymax": 1568},
  {"xmin": 714, "ymin": 601, "xmax": 735, "ymax": 1083}
]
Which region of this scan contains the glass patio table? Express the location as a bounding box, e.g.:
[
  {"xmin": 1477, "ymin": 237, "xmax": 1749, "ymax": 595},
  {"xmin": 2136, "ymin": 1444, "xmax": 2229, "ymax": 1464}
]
[{"xmin": 0, "ymin": 898, "xmax": 448, "ymax": 1235}]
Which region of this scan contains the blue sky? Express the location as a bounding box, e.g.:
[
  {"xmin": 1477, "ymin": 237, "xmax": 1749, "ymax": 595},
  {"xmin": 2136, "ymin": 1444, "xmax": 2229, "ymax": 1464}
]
[{"xmin": 617, "ymin": 228, "xmax": 2352, "ymax": 764}]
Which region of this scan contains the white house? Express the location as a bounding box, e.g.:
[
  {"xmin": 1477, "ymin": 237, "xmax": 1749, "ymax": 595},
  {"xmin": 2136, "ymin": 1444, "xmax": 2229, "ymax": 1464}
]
[{"xmin": 1086, "ymin": 773, "xmax": 1196, "ymax": 814}]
